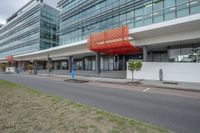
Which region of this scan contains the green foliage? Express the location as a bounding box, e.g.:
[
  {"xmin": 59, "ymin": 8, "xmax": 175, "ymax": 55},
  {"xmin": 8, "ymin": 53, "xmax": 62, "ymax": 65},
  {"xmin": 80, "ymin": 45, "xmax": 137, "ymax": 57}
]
[
  {"xmin": 128, "ymin": 60, "xmax": 143, "ymax": 82},
  {"xmin": 27, "ymin": 64, "xmax": 33, "ymax": 70},
  {"xmin": 0, "ymin": 64, "xmax": 7, "ymax": 72},
  {"xmin": 46, "ymin": 63, "xmax": 53, "ymax": 69},
  {"xmin": 128, "ymin": 60, "xmax": 142, "ymax": 72}
]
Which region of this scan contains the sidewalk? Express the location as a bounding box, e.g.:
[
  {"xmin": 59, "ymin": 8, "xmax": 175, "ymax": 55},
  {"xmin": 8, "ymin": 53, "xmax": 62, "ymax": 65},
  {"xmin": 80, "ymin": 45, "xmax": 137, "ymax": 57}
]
[{"xmin": 37, "ymin": 73, "xmax": 200, "ymax": 92}]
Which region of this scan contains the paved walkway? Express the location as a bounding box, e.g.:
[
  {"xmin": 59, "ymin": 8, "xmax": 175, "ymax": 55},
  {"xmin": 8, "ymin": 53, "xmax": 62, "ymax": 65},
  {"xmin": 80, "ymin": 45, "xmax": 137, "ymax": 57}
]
[{"xmin": 37, "ymin": 73, "xmax": 200, "ymax": 92}]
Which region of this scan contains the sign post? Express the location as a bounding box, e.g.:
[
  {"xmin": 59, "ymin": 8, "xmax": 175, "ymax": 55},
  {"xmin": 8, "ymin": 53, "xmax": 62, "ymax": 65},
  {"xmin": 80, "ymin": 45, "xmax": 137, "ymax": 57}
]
[{"xmin": 71, "ymin": 64, "xmax": 75, "ymax": 80}]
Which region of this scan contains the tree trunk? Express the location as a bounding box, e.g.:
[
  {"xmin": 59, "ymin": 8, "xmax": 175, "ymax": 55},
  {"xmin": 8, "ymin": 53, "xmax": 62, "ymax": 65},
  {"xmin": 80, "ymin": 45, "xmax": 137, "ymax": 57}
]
[{"xmin": 132, "ymin": 72, "xmax": 134, "ymax": 82}]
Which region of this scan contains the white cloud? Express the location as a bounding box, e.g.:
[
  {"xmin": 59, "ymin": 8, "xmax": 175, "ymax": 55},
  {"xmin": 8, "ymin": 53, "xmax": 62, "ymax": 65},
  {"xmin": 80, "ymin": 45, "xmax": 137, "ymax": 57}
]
[
  {"xmin": 0, "ymin": 0, "xmax": 59, "ymax": 24},
  {"xmin": 0, "ymin": 16, "xmax": 6, "ymax": 24}
]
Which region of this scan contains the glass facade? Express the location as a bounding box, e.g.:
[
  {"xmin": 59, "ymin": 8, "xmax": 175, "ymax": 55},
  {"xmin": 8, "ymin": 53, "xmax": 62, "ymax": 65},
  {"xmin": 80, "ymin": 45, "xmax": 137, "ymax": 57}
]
[
  {"xmin": 40, "ymin": 5, "xmax": 59, "ymax": 50},
  {"xmin": 0, "ymin": 0, "xmax": 59, "ymax": 58},
  {"xmin": 58, "ymin": 0, "xmax": 200, "ymax": 46},
  {"xmin": 169, "ymin": 44, "xmax": 200, "ymax": 62},
  {"xmin": 0, "ymin": 24, "xmax": 3, "ymax": 29}
]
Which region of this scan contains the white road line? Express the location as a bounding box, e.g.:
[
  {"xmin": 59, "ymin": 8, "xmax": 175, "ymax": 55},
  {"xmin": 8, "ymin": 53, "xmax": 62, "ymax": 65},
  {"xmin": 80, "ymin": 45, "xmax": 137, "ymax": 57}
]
[{"xmin": 143, "ymin": 88, "xmax": 150, "ymax": 92}]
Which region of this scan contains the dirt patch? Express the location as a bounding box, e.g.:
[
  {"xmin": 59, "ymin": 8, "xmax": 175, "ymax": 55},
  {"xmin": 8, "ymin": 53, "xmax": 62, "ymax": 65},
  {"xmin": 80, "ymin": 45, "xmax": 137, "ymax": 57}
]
[{"xmin": 0, "ymin": 80, "xmax": 172, "ymax": 133}]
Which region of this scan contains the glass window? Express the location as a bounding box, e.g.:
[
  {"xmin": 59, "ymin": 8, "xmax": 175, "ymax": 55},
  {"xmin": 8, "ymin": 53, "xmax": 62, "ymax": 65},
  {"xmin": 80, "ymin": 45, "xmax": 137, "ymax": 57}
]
[
  {"xmin": 120, "ymin": 13, "xmax": 126, "ymax": 22},
  {"xmin": 177, "ymin": 3, "xmax": 189, "ymax": 17},
  {"xmin": 169, "ymin": 47, "xmax": 181, "ymax": 62},
  {"xmin": 144, "ymin": 14, "xmax": 153, "ymax": 25},
  {"xmin": 164, "ymin": 0, "xmax": 175, "ymax": 8},
  {"xmin": 176, "ymin": 0, "xmax": 188, "ymax": 4},
  {"xmin": 144, "ymin": 1, "xmax": 153, "ymax": 14},
  {"xmin": 61, "ymin": 62, "xmax": 67, "ymax": 70},
  {"xmin": 135, "ymin": 17, "xmax": 143, "ymax": 27},
  {"xmin": 135, "ymin": 7, "xmax": 143, "ymax": 17},
  {"xmin": 153, "ymin": 0, "xmax": 164, "ymax": 11},
  {"xmin": 164, "ymin": 7, "xmax": 176, "ymax": 20},
  {"xmin": 190, "ymin": 0, "xmax": 200, "ymax": 14},
  {"xmin": 168, "ymin": 45, "xmax": 200, "ymax": 62},
  {"xmin": 127, "ymin": 10, "xmax": 134, "ymax": 19},
  {"xmin": 154, "ymin": 11, "xmax": 164, "ymax": 23}
]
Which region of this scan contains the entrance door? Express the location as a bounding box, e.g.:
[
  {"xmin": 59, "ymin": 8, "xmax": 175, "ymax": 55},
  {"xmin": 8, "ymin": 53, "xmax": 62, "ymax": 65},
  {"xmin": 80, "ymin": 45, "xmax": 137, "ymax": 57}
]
[{"xmin": 102, "ymin": 57, "xmax": 114, "ymax": 71}]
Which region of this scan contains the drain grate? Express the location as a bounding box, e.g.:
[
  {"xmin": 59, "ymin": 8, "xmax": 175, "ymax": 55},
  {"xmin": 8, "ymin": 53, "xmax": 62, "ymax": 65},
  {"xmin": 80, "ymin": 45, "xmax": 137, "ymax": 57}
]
[
  {"xmin": 163, "ymin": 81, "xmax": 178, "ymax": 85},
  {"xmin": 64, "ymin": 79, "xmax": 89, "ymax": 83}
]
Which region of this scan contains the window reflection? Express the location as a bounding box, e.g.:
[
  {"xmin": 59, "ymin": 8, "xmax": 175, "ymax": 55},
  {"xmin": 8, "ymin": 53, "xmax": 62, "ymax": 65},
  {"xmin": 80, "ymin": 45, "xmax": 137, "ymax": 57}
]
[
  {"xmin": 58, "ymin": 0, "xmax": 200, "ymax": 46},
  {"xmin": 169, "ymin": 44, "xmax": 200, "ymax": 63}
]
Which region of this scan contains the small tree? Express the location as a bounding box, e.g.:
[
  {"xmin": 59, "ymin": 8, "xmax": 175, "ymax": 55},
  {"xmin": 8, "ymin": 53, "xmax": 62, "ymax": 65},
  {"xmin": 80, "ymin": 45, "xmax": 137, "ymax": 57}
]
[
  {"xmin": 27, "ymin": 64, "xmax": 33, "ymax": 74},
  {"xmin": 27, "ymin": 64, "xmax": 33, "ymax": 70},
  {"xmin": 128, "ymin": 60, "xmax": 143, "ymax": 82},
  {"xmin": 46, "ymin": 63, "xmax": 53, "ymax": 70},
  {"xmin": 0, "ymin": 64, "xmax": 6, "ymax": 72}
]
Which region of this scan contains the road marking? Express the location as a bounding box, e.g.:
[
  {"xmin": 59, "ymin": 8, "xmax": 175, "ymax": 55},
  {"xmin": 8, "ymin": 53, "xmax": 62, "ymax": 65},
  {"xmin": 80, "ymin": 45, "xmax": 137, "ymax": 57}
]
[{"xmin": 143, "ymin": 88, "xmax": 150, "ymax": 92}]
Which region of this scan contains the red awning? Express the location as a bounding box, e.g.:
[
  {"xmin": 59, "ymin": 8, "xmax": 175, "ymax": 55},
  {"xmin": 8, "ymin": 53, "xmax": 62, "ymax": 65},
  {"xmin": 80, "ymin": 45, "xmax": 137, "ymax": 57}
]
[
  {"xmin": 87, "ymin": 26, "xmax": 141, "ymax": 55},
  {"xmin": 5, "ymin": 55, "xmax": 14, "ymax": 62}
]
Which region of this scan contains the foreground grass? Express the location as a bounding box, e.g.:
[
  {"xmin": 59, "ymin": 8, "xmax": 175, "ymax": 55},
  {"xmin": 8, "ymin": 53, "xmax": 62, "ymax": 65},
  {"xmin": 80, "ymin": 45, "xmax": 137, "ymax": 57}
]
[{"xmin": 0, "ymin": 80, "xmax": 172, "ymax": 133}]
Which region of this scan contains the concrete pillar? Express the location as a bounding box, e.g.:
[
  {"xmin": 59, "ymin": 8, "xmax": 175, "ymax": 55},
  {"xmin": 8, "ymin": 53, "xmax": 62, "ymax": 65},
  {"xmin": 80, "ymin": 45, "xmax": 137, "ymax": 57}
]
[
  {"xmin": 143, "ymin": 46, "xmax": 148, "ymax": 62},
  {"xmin": 33, "ymin": 60, "xmax": 38, "ymax": 75},
  {"xmin": 150, "ymin": 51, "xmax": 154, "ymax": 62},
  {"xmin": 82, "ymin": 58, "xmax": 85, "ymax": 70},
  {"xmin": 113, "ymin": 56, "xmax": 116, "ymax": 70},
  {"xmin": 47, "ymin": 57, "xmax": 52, "ymax": 73},
  {"xmin": 122, "ymin": 55, "xmax": 126, "ymax": 71},
  {"xmin": 167, "ymin": 46, "xmax": 170, "ymax": 62},
  {"xmin": 96, "ymin": 53, "xmax": 100, "ymax": 74},
  {"xmin": 68, "ymin": 56, "xmax": 73, "ymax": 72},
  {"xmin": 22, "ymin": 61, "xmax": 28, "ymax": 71}
]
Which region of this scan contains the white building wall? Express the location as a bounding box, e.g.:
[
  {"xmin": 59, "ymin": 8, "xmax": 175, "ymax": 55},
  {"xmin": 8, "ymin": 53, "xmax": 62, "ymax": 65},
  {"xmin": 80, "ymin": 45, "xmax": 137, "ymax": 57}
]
[{"xmin": 127, "ymin": 62, "xmax": 200, "ymax": 83}]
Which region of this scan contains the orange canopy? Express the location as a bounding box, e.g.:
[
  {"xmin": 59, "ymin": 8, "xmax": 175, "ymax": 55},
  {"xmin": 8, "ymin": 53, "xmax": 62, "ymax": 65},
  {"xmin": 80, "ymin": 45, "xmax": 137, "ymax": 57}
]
[
  {"xmin": 87, "ymin": 26, "xmax": 141, "ymax": 55},
  {"xmin": 5, "ymin": 55, "xmax": 14, "ymax": 62}
]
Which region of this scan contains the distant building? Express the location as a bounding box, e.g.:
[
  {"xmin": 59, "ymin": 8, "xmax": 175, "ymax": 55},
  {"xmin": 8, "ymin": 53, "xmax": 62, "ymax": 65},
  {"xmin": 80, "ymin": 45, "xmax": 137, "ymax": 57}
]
[
  {"xmin": 0, "ymin": 0, "xmax": 59, "ymax": 58},
  {"xmin": 0, "ymin": 24, "xmax": 4, "ymax": 29}
]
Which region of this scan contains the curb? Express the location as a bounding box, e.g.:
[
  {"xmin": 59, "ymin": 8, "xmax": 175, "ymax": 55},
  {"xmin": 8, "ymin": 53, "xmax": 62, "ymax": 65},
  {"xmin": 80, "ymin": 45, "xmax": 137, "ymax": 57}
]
[
  {"xmin": 26, "ymin": 73, "xmax": 200, "ymax": 93},
  {"xmin": 89, "ymin": 80, "xmax": 200, "ymax": 93}
]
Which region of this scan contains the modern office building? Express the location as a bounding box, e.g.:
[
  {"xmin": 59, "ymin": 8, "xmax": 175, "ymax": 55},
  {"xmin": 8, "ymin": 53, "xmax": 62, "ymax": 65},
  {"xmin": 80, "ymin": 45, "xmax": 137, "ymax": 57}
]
[
  {"xmin": 0, "ymin": 24, "xmax": 4, "ymax": 29},
  {"xmin": 0, "ymin": 0, "xmax": 59, "ymax": 59},
  {"xmin": 56, "ymin": 0, "xmax": 200, "ymax": 76},
  {"xmin": 0, "ymin": 0, "xmax": 200, "ymax": 82}
]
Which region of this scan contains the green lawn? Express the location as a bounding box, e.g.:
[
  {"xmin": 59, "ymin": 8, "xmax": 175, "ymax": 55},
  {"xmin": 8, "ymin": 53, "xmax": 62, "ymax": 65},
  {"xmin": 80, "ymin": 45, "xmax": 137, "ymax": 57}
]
[{"xmin": 0, "ymin": 80, "xmax": 172, "ymax": 133}]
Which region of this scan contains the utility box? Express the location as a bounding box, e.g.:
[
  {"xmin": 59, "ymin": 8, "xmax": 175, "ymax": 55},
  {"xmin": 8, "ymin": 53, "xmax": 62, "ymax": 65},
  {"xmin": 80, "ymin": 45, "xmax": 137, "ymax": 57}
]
[{"xmin": 6, "ymin": 67, "xmax": 16, "ymax": 73}]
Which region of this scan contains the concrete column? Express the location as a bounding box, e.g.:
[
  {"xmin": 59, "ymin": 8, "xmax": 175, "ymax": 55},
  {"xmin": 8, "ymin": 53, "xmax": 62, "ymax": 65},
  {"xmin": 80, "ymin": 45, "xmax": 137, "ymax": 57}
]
[
  {"xmin": 47, "ymin": 57, "xmax": 52, "ymax": 73},
  {"xmin": 68, "ymin": 56, "xmax": 73, "ymax": 72},
  {"xmin": 150, "ymin": 51, "xmax": 154, "ymax": 62},
  {"xmin": 82, "ymin": 58, "xmax": 85, "ymax": 70},
  {"xmin": 96, "ymin": 53, "xmax": 100, "ymax": 74},
  {"xmin": 143, "ymin": 46, "xmax": 148, "ymax": 62},
  {"xmin": 113, "ymin": 56, "xmax": 116, "ymax": 70},
  {"xmin": 117, "ymin": 56, "xmax": 119, "ymax": 70},
  {"xmin": 122, "ymin": 55, "xmax": 126, "ymax": 71},
  {"xmin": 33, "ymin": 60, "xmax": 38, "ymax": 75},
  {"xmin": 23, "ymin": 61, "xmax": 28, "ymax": 71},
  {"xmin": 167, "ymin": 46, "xmax": 170, "ymax": 62}
]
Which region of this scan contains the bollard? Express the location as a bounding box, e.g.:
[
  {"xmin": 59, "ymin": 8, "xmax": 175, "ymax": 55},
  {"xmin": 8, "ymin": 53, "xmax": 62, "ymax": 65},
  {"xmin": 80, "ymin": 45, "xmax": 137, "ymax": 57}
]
[
  {"xmin": 71, "ymin": 64, "xmax": 75, "ymax": 80},
  {"xmin": 159, "ymin": 69, "xmax": 163, "ymax": 81}
]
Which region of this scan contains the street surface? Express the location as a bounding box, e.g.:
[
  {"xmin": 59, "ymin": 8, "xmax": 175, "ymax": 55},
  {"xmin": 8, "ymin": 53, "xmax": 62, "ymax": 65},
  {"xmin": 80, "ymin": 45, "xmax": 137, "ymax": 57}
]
[{"xmin": 0, "ymin": 74, "xmax": 200, "ymax": 133}]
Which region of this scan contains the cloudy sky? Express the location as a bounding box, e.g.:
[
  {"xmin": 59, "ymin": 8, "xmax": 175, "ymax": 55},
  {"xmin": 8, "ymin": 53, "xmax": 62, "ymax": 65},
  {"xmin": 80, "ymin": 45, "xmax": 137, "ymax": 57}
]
[{"xmin": 0, "ymin": 0, "xmax": 59, "ymax": 24}]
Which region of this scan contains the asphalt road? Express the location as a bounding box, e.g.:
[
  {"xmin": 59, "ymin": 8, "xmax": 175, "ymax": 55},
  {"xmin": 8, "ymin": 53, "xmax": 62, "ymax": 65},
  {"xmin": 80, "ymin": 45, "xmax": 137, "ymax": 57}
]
[{"xmin": 0, "ymin": 74, "xmax": 200, "ymax": 133}]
